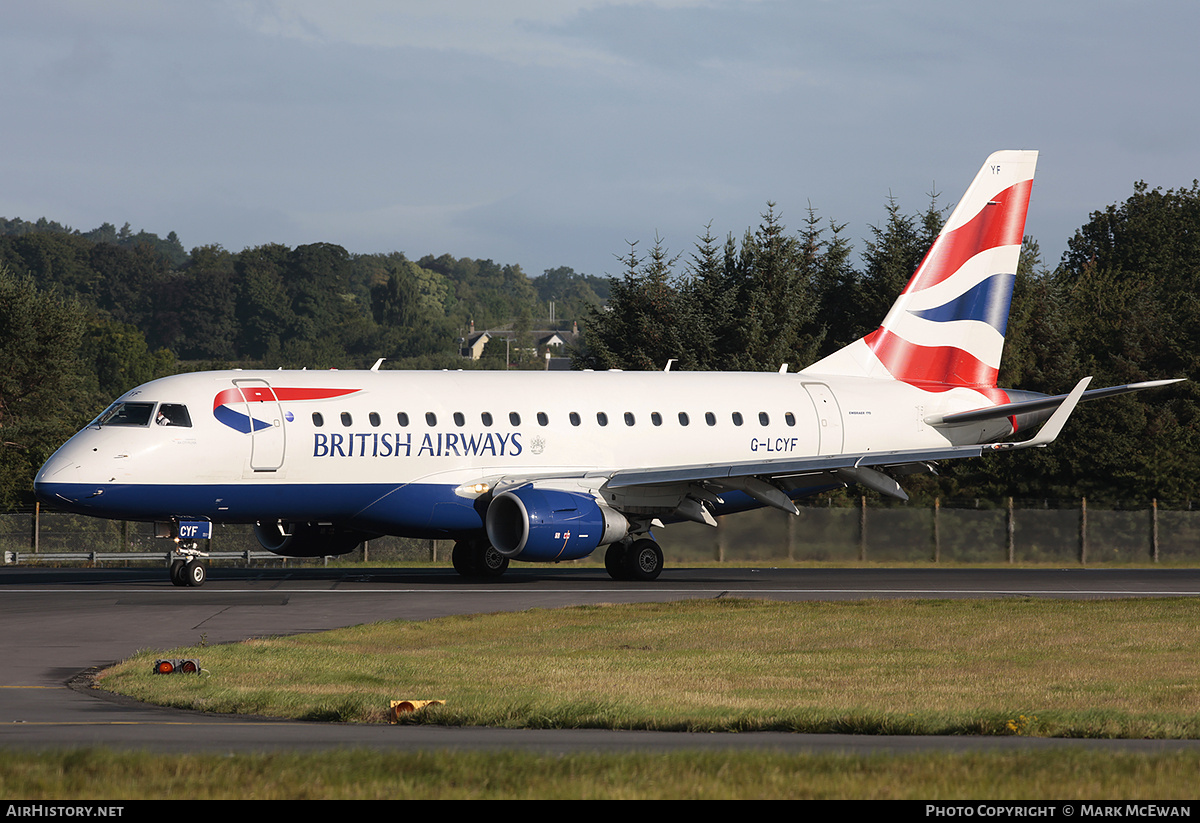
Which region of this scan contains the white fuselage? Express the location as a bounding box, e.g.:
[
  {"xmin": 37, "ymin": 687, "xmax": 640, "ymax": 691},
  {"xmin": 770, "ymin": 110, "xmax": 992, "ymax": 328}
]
[{"xmin": 34, "ymin": 368, "xmax": 1010, "ymax": 540}]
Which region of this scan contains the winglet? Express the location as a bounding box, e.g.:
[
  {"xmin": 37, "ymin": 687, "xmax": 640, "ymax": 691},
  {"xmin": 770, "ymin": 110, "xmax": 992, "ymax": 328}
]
[{"xmin": 988, "ymin": 376, "xmax": 1091, "ymax": 451}]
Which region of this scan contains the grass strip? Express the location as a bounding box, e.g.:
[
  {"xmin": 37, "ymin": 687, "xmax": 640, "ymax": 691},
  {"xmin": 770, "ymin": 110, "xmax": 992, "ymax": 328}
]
[
  {"xmin": 4, "ymin": 748, "xmax": 1200, "ymax": 800},
  {"xmin": 96, "ymin": 597, "xmax": 1200, "ymax": 738}
]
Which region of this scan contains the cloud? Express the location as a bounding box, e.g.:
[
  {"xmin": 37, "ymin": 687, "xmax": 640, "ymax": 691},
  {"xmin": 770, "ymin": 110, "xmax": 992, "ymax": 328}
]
[{"xmin": 3, "ymin": 1, "xmax": 1200, "ymax": 279}]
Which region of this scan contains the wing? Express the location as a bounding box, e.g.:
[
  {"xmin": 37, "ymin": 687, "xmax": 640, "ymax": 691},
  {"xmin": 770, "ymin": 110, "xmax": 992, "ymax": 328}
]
[
  {"xmin": 598, "ymin": 377, "xmax": 1095, "ymax": 523},
  {"xmin": 924, "ymin": 378, "xmax": 1183, "ymax": 427},
  {"xmin": 484, "ymin": 375, "xmax": 1175, "ymax": 531}
]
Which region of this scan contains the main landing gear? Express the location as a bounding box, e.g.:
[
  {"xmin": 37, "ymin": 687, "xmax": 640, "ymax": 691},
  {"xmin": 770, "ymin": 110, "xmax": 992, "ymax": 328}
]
[
  {"xmin": 452, "ymin": 539, "xmax": 509, "ymax": 579},
  {"xmin": 450, "ymin": 536, "xmax": 664, "ymax": 582},
  {"xmin": 604, "ymin": 537, "xmax": 663, "ymax": 581}
]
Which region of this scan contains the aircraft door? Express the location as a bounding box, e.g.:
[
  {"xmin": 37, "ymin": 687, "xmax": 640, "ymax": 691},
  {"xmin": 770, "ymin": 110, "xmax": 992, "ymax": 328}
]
[
  {"xmin": 233, "ymin": 379, "xmax": 286, "ymax": 471},
  {"xmin": 803, "ymin": 383, "xmax": 844, "ymax": 455}
]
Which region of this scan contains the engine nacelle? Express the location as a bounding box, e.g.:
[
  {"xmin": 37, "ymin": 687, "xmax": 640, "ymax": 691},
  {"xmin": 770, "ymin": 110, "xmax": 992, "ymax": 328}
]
[
  {"xmin": 254, "ymin": 521, "xmax": 371, "ymax": 557},
  {"xmin": 485, "ymin": 486, "xmax": 629, "ymax": 562}
]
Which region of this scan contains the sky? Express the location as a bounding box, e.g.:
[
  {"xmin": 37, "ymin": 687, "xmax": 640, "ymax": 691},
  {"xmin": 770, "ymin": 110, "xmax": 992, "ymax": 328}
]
[{"xmin": 3, "ymin": 1, "xmax": 1198, "ymax": 281}]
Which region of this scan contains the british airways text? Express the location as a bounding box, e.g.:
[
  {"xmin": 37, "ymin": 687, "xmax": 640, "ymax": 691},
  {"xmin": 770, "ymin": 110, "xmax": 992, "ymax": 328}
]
[{"xmin": 313, "ymin": 431, "xmax": 523, "ymax": 458}]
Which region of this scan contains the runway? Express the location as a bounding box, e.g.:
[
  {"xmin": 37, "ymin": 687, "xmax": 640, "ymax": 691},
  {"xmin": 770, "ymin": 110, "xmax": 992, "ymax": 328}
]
[{"xmin": 3, "ymin": 565, "xmax": 1200, "ymax": 754}]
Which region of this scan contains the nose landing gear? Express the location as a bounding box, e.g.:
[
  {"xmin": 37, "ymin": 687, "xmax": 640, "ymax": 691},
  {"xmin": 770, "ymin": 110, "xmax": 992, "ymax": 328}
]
[
  {"xmin": 160, "ymin": 520, "xmax": 213, "ymax": 587},
  {"xmin": 169, "ymin": 543, "xmax": 209, "ymax": 587}
]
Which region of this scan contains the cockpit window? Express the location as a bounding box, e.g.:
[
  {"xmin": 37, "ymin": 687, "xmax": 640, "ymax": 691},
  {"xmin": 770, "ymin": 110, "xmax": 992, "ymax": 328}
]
[
  {"xmin": 94, "ymin": 402, "xmax": 157, "ymax": 427},
  {"xmin": 93, "ymin": 402, "xmax": 192, "ymax": 428},
  {"xmin": 156, "ymin": 404, "xmax": 192, "ymax": 427}
]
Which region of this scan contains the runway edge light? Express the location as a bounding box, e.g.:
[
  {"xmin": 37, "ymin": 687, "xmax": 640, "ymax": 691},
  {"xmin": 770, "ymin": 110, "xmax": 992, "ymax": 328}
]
[{"xmin": 153, "ymin": 658, "xmax": 201, "ymax": 674}]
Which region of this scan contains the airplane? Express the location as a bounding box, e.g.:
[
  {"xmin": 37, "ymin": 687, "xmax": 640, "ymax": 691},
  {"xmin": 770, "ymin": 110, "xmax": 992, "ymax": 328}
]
[{"xmin": 33, "ymin": 150, "xmax": 1181, "ymax": 586}]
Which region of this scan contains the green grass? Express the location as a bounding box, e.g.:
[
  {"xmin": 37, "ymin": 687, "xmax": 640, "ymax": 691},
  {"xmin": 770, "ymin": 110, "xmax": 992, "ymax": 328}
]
[
  {"xmin": 4, "ymin": 749, "xmax": 1200, "ymax": 800},
  {"xmin": 19, "ymin": 597, "xmax": 1200, "ymax": 799},
  {"xmin": 97, "ymin": 598, "xmax": 1200, "ymax": 738}
]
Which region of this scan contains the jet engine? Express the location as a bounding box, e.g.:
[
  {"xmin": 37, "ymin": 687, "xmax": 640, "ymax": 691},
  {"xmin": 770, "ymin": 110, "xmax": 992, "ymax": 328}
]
[
  {"xmin": 485, "ymin": 486, "xmax": 629, "ymax": 562},
  {"xmin": 253, "ymin": 521, "xmax": 373, "ymax": 557}
]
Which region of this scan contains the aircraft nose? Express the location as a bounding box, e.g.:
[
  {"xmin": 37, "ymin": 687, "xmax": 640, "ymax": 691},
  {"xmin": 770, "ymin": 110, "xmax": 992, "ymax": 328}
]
[{"xmin": 33, "ymin": 449, "xmax": 82, "ymax": 504}]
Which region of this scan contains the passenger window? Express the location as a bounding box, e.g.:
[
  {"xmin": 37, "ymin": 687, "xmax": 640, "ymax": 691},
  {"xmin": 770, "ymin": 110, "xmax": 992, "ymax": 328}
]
[
  {"xmin": 785, "ymin": 412, "xmax": 796, "ymax": 427},
  {"xmin": 397, "ymin": 412, "xmax": 409, "ymax": 427},
  {"xmin": 569, "ymin": 412, "xmax": 581, "ymax": 426},
  {"xmin": 312, "ymin": 412, "xmax": 324, "ymax": 427},
  {"xmin": 678, "ymin": 412, "xmax": 689, "ymax": 426},
  {"xmin": 705, "ymin": 412, "xmax": 716, "ymax": 426},
  {"xmin": 624, "ymin": 412, "xmax": 635, "ymax": 426},
  {"xmin": 481, "ymin": 412, "xmax": 493, "ymax": 427},
  {"xmin": 537, "ymin": 412, "xmax": 549, "ymax": 426},
  {"xmin": 453, "ymin": 412, "xmax": 465, "ymax": 427},
  {"xmin": 426, "ymin": 412, "xmax": 437, "ymax": 426},
  {"xmin": 651, "ymin": 412, "xmax": 662, "ymax": 426},
  {"xmin": 759, "ymin": 412, "xmax": 770, "ymax": 426},
  {"xmin": 369, "ymin": 412, "xmax": 381, "ymax": 427},
  {"xmin": 732, "ymin": 412, "xmax": 743, "ymax": 426},
  {"xmin": 597, "ymin": 412, "xmax": 609, "ymax": 426},
  {"xmin": 340, "ymin": 412, "xmax": 352, "ymax": 427},
  {"xmin": 156, "ymin": 404, "xmax": 192, "ymax": 427},
  {"xmin": 509, "ymin": 412, "xmax": 521, "ymax": 426}
]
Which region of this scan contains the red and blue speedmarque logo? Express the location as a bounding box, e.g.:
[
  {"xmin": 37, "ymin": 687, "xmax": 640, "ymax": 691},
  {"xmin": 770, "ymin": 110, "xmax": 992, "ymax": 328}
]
[{"xmin": 212, "ymin": 387, "xmax": 360, "ymax": 433}]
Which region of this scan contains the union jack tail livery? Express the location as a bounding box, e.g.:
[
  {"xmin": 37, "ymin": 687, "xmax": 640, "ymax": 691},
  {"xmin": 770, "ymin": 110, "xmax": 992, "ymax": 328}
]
[{"xmin": 806, "ymin": 150, "xmax": 1038, "ymax": 393}]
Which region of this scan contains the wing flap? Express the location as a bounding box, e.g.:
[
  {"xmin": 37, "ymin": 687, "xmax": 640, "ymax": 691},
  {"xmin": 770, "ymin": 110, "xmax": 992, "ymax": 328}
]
[{"xmin": 604, "ymin": 444, "xmax": 984, "ymax": 491}]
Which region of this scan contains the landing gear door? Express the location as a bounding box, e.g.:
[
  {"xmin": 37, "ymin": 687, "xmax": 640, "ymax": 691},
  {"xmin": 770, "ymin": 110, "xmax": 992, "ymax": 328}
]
[
  {"xmin": 234, "ymin": 379, "xmax": 286, "ymax": 471},
  {"xmin": 803, "ymin": 382, "xmax": 844, "ymax": 455}
]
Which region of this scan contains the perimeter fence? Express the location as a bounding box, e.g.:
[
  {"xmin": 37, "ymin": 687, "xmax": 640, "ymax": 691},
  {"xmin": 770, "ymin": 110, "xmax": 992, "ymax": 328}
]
[
  {"xmin": 673, "ymin": 497, "xmax": 1200, "ymax": 565},
  {"xmin": 3, "ymin": 497, "xmax": 1199, "ymax": 567}
]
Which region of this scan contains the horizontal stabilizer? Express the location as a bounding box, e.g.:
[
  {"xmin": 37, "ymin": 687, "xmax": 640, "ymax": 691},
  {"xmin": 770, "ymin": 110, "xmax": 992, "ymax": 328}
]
[{"xmin": 925, "ymin": 378, "xmax": 1184, "ymax": 427}]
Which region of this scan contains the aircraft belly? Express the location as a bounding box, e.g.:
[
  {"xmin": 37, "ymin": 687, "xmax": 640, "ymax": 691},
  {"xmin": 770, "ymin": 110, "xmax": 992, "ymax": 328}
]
[
  {"xmin": 34, "ymin": 479, "xmax": 479, "ymax": 535},
  {"xmin": 348, "ymin": 484, "xmax": 485, "ymax": 535}
]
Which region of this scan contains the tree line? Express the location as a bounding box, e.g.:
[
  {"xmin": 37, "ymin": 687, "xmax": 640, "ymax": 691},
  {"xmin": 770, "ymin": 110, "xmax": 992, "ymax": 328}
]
[
  {"xmin": 0, "ymin": 225, "xmax": 608, "ymax": 368},
  {"xmin": 2, "ymin": 179, "xmax": 1198, "ymax": 507},
  {"xmin": 578, "ymin": 184, "xmax": 1200, "ymax": 506}
]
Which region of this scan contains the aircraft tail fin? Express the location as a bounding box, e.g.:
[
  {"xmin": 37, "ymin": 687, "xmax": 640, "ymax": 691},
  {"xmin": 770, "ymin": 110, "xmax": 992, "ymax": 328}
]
[{"xmin": 803, "ymin": 150, "xmax": 1038, "ymax": 391}]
